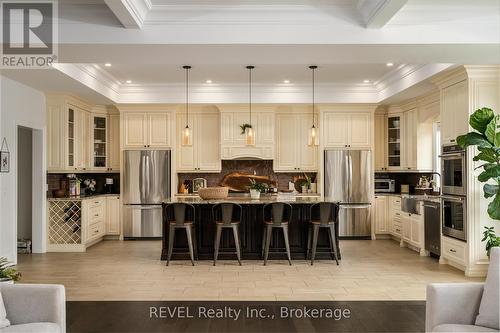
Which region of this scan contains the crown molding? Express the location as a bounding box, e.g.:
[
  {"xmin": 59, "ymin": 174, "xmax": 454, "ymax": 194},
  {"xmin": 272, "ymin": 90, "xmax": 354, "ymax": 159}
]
[{"xmin": 104, "ymin": 0, "xmax": 152, "ymax": 28}]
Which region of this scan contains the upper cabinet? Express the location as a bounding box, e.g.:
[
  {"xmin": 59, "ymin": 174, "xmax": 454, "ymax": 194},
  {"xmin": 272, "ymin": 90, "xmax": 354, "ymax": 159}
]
[
  {"xmin": 219, "ymin": 107, "xmax": 274, "ymax": 160},
  {"xmin": 440, "ymin": 80, "xmax": 468, "ymax": 144},
  {"xmin": 176, "ymin": 112, "xmax": 221, "ymax": 173},
  {"xmin": 275, "ymin": 113, "xmax": 318, "ymax": 172},
  {"xmin": 322, "ymin": 111, "xmax": 372, "ymax": 149},
  {"xmin": 122, "ymin": 112, "xmax": 172, "ymax": 149},
  {"xmin": 108, "ymin": 114, "xmax": 120, "ymax": 171},
  {"xmin": 374, "ymin": 112, "xmax": 387, "ymax": 171},
  {"xmin": 47, "ymin": 96, "xmax": 120, "ymax": 173}
]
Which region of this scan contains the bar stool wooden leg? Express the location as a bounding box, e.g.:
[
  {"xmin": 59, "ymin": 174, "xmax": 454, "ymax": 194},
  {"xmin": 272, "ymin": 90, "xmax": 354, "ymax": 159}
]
[
  {"xmin": 329, "ymin": 224, "xmax": 339, "ymax": 265},
  {"xmin": 310, "ymin": 224, "xmax": 320, "ymax": 266},
  {"xmin": 307, "ymin": 225, "xmax": 312, "ymax": 259},
  {"xmin": 192, "ymin": 226, "xmax": 198, "ymax": 260},
  {"xmin": 261, "ymin": 226, "xmax": 266, "ymax": 259},
  {"xmin": 232, "ymin": 225, "xmax": 242, "ymax": 266},
  {"xmin": 282, "ymin": 225, "xmax": 292, "ymax": 266},
  {"xmin": 167, "ymin": 224, "xmax": 175, "ymax": 266},
  {"xmin": 213, "ymin": 224, "xmax": 222, "ymax": 266},
  {"xmin": 264, "ymin": 225, "xmax": 272, "ymax": 266},
  {"xmin": 185, "ymin": 226, "xmax": 195, "ymax": 266}
]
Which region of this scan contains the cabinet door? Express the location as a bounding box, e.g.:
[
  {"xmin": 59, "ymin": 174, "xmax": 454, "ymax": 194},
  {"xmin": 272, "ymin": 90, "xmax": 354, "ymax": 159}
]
[
  {"xmin": 297, "ymin": 114, "xmax": 318, "ymax": 171},
  {"xmin": 108, "ymin": 114, "xmax": 120, "ymax": 171},
  {"xmin": 275, "ymin": 114, "xmax": 297, "ymax": 171},
  {"xmin": 47, "ymin": 105, "xmax": 65, "ymax": 171},
  {"xmin": 374, "ymin": 114, "xmax": 386, "ymax": 171},
  {"xmin": 402, "ymin": 215, "xmax": 411, "ymax": 241},
  {"xmin": 123, "ymin": 113, "xmax": 147, "ymax": 148},
  {"xmin": 67, "ymin": 107, "xmax": 76, "ymax": 169},
  {"xmin": 349, "ymin": 113, "xmax": 371, "ymax": 148},
  {"xmin": 220, "ymin": 113, "xmax": 233, "ymax": 144},
  {"xmin": 91, "ymin": 114, "xmax": 107, "ymax": 170},
  {"xmin": 176, "ymin": 114, "xmax": 196, "ymax": 171},
  {"xmin": 403, "ymin": 109, "xmax": 418, "ymax": 170},
  {"xmin": 197, "ymin": 113, "xmax": 221, "ymax": 172},
  {"xmin": 106, "ymin": 196, "xmax": 120, "ymax": 235},
  {"xmin": 410, "ymin": 217, "xmax": 421, "ymax": 246},
  {"xmin": 257, "ymin": 113, "xmax": 274, "ymax": 144},
  {"xmin": 374, "ymin": 196, "xmax": 388, "ymax": 233},
  {"xmin": 441, "ymin": 80, "xmax": 468, "ymax": 144},
  {"xmin": 323, "ymin": 113, "xmax": 349, "ymax": 147},
  {"xmin": 148, "ymin": 113, "xmax": 171, "ymax": 147},
  {"xmin": 387, "ymin": 114, "xmax": 402, "ymax": 170}
]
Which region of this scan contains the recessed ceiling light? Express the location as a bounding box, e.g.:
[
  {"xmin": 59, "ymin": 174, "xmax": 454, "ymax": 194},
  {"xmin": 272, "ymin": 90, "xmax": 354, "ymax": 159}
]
[
  {"xmin": 283, "ymin": 80, "xmax": 290, "ymax": 84},
  {"xmin": 206, "ymin": 80, "xmax": 213, "ymax": 84},
  {"xmin": 386, "ymin": 62, "xmax": 394, "ymax": 67},
  {"xmin": 104, "ymin": 63, "xmax": 112, "ymax": 67},
  {"xmin": 363, "ymin": 79, "xmax": 370, "ymax": 83},
  {"xmin": 125, "ymin": 80, "xmax": 132, "ymax": 84}
]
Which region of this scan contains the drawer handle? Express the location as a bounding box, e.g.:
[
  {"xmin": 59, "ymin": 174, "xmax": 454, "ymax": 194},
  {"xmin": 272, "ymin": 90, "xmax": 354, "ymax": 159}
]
[
  {"xmin": 94, "ymin": 214, "xmax": 99, "ymax": 217},
  {"xmin": 395, "ymin": 213, "xmax": 400, "ymax": 216},
  {"xmin": 449, "ymin": 249, "xmax": 457, "ymax": 253},
  {"xmin": 94, "ymin": 201, "xmax": 99, "ymax": 204},
  {"xmin": 94, "ymin": 230, "xmax": 99, "ymax": 234},
  {"xmin": 396, "ymin": 229, "xmax": 401, "ymax": 232}
]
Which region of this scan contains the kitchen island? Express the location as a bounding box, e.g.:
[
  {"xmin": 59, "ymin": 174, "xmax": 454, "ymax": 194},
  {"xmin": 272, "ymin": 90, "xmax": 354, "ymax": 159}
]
[{"xmin": 161, "ymin": 196, "xmax": 341, "ymax": 261}]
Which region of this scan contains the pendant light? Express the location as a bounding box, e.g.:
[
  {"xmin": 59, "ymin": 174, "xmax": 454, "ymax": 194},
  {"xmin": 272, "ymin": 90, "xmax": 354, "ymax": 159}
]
[
  {"xmin": 181, "ymin": 65, "xmax": 192, "ymax": 146},
  {"xmin": 245, "ymin": 65, "xmax": 255, "ymax": 146},
  {"xmin": 308, "ymin": 65, "xmax": 319, "ymax": 146}
]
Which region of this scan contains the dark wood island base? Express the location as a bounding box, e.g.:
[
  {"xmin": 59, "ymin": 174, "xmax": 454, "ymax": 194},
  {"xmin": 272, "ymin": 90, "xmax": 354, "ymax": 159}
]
[{"xmin": 161, "ymin": 198, "xmax": 341, "ymax": 262}]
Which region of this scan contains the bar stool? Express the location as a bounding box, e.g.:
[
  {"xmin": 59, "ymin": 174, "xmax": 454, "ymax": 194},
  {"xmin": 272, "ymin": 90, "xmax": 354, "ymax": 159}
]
[
  {"xmin": 262, "ymin": 202, "xmax": 293, "ymax": 266},
  {"xmin": 307, "ymin": 202, "xmax": 339, "ymax": 265},
  {"xmin": 165, "ymin": 203, "xmax": 197, "ymax": 266},
  {"xmin": 212, "ymin": 203, "xmax": 243, "ymax": 266}
]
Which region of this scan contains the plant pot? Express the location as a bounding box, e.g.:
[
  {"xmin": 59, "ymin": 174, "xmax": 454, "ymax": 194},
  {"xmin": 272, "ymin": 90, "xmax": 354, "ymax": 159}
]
[
  {"xmin": 0, "ymin": 278, "xmax": 13, "ymax": 284},
  {"xmin": 250, "ymin": 189, "xmax": 261, "ymax": 200}
]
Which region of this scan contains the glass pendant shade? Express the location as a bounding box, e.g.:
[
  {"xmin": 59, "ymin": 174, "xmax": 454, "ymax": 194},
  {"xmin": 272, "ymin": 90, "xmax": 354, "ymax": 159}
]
[
  {"xmin": 308, "ymin": 125, "xmax": 319, "ymax": 146},
  {"xmin": 245, "ymin": 126, "xmax": 255, "ymax": 146},
  {"xmin": 182, "ymin": 125, "xmax": 192, "ymax": 146}
]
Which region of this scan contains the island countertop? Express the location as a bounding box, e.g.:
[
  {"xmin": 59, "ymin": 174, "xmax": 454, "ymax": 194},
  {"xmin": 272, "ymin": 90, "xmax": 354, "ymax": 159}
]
[{"xmin": 163, "ymin": 195, "xmax": 335, "ymax": 205}]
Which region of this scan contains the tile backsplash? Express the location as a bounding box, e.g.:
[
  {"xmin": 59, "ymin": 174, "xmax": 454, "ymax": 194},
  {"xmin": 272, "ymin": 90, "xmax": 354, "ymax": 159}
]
[
  {"xmin": 375, "ymin": 172, "xmax": 440, "ymax": 194},
  {"xmin": 47, "ymin": 173, "xmax": 120, "ymax": 197},
  {"xmin": 178, "ymin": 160, "xmax": 317, "ymax": 193}
]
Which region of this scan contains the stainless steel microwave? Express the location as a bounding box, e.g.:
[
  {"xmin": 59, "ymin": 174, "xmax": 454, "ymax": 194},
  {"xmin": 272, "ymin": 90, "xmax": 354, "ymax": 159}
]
[{"xmin": 375, "ymin": 179, "xmax": 395, "ymax": 193}]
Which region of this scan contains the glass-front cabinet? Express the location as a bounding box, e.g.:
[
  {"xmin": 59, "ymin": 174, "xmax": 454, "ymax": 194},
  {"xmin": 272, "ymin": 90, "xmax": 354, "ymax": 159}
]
[
  {"xmin": 67, "ymin": 108, "xmax": 75, "ymax": 168},
  {"xmin": 92, "ymin": 115, "xmax": 108, "ymax": 169},
  {"xmin": 387, "ymin": 115, "xmax": 401, "ymax": 169}
]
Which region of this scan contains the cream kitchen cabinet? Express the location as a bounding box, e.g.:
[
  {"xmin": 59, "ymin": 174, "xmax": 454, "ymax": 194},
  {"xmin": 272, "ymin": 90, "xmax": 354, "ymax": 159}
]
[
  {"xmin": 82, "ymin": 197, "xmax": 107, "ymax": 246},
  {"xmin": 374, "ymin": 113, "xmax": 387, "ymax": 171},
  {"xmin": 105, "ymin": 196, "xmax": 120, "ymax": 235},
  {"xmin": 274, "ymin": 113, "xmax": 318, "ymax": 172},
  {"xmin": 122, "ymin": 112, "xmax": 172, "ymax": 149},
  {"xmin": 176, "ymin": 113, "xmax": 221, "ymax": 172},
  {"xmin": 220, "ymin": 111, "xmax": 274, "ymax": 159},
  {"xmin": 108, "ymin": 114, "xmax": 120, "ymax": 171},
  {"xmin": 322, "ymin": 112, "xmax": 371, "ymax": 149},
  {"xmin": 440, "ymin": 80, "xmax": 469, "ymax": 144},
  {"xmin": 374, "ymin": 195, "xmax": 389, "ymax": 234}
]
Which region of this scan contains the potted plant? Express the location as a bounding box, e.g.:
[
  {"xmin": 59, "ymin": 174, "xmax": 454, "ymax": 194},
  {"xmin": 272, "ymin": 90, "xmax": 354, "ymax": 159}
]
[
  {"xmin": 248, "ymin": 179, "xmax": 268, "ymax": 199},
  {"xmin": 0, "ymin": 257, "xmax": 21, "ymax": 283},
  {"xmin": 457, "ymin": 107, "xmax": 500, "ymax": 256}
]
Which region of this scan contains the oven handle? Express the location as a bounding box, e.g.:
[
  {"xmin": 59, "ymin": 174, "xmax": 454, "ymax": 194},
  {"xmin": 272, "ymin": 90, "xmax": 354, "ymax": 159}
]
[
  {"xmin": 441, "ymin": 195, "xmax": 465, "ymax": 202},
  {"xmin": 439, "ymin": 153, "xmax": 464, "ymax": 158}
]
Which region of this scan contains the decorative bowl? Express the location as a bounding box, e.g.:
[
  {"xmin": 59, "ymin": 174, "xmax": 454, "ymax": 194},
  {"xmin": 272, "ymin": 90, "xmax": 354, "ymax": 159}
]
[{"xmin": 197, "ymin": 187, "xmax": 229, "ymax": 200}]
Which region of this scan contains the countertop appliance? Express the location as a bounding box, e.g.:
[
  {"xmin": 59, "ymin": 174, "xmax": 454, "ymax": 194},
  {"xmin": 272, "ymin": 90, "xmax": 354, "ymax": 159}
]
[
  {"xmin": 424, "ymin": 201, "xmax": 441, "ymax": 257},
  {"xmin": 123, "ymin": 150, "xmax": 171, "ymax": 238},
  {"xmin": 374, "ymin": 179, "xmax": 395, "ymax": 193},
  {"xmin": 442, "ymin": 195, "xmax": 467, "ymax": 242},
  {"xmin": 324, "ymin": 150, "xmax": 372, "ymax": 238},
  {"xmin": 440, "ymin": 144, "xmax": 466, "ymax": 196}
]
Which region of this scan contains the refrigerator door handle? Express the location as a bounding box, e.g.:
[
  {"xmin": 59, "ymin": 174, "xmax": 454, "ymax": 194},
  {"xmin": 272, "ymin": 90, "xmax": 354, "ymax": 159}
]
[
  {"xmin": 348, "ymin": 153, "xmax": 353, "ymax": 199},
  {"xmin": 340, "ymin": 204, "xmax": 371, "ymax": 209}
]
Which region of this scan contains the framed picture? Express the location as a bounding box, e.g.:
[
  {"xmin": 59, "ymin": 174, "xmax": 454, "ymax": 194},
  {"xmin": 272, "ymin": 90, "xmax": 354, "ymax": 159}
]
[
  {"xmin": 192, "ymin": 178, "xmax": 207, "ymax": 193},
  {"xmin": 0, "ymin": 151, "xmax": 9, "ymax": 173}
]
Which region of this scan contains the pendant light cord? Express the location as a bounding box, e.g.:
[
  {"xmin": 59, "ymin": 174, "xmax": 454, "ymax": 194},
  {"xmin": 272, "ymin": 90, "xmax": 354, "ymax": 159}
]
[
  {"xmin": 185, "ymin": 67, "xmax": 189, "ymax": 126},
  {"xmin": 249, "ymin": 67, "xmax": 252, "ymax": 125},
  {"xmin": 312, "ymin": 66, "xmax": 315, "ymax": 127}
]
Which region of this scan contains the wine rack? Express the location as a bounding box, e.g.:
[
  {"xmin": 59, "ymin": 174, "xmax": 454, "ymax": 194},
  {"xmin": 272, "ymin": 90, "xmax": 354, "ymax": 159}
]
[{"xmin": 48, "ymin": 200, "xmax": 82, "ymax": 245}]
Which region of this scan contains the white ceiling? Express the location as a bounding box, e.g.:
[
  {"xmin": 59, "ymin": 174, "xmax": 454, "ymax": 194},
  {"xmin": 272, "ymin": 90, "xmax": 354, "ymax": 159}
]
[{"xmin": 100, "ymin": 63, "xmax": 398, "ymax": 85}]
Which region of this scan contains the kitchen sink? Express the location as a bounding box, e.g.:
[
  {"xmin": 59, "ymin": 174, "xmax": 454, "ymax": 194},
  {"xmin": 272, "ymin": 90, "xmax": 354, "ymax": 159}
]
[{"xmin": 401, "ymin": 196, "xmax": 420, "ymax": 215}]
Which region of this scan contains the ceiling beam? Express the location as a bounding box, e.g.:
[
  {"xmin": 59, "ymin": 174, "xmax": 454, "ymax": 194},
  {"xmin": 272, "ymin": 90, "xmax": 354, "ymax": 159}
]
[
  {"xmin": 104, "ymin": 0, "xmax": 151, "ymax": 29},
  {"xmin": 357, "ymin": 0, "xmax": 408, "ymax": 29}
]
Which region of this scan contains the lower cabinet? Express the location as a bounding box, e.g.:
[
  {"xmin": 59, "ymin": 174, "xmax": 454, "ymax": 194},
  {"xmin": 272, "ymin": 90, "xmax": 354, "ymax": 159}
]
[
  {"xmin": 106, "ymin": 196, "xmax": 120, "ymax": 235},
  {"xmin": 82, "ymin": 197, "xmax": 107, "ymax": 245},
  {"xmin": 441, "ymin": 236, "xmax": 467, "ymax": 267},
  {"xmin": 374, "ymin": 196, "xmax": 388, "ymax": 234}
]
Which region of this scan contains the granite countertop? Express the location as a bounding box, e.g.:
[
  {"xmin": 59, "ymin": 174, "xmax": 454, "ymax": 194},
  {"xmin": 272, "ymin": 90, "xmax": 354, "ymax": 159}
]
[
  {"xmin": 164, "ymin": 195, "xmax": 334, "ymax": 205},
  {"xmin": 375, "ymin": 193, "xmax": 441, "ymax": 203},
  {"xmin": 47, "ymin": 193, "xmax": 120, "ymax": 201}
]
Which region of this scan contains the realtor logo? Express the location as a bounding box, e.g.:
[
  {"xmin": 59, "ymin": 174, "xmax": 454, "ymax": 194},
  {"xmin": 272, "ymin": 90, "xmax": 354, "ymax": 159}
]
[{"xmin": 1, "ymin": 0, "xmax": 58, "ymax": 68}]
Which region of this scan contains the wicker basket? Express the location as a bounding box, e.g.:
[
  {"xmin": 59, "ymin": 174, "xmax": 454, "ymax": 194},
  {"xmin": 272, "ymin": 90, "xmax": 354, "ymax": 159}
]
[{"xmin": 197, "ymin": 187, "xmax": 229, "ymax": 200}]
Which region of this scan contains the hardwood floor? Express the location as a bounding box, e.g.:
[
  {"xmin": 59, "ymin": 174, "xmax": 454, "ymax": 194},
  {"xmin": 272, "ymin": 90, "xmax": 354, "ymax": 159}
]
[{"xmin": 17, "ymin": 239, "xmax": 483, "ymax": 301}]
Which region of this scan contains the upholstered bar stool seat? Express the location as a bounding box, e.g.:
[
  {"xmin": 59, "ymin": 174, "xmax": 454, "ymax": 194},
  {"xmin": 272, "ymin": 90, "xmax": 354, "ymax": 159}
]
[
  {"xmin": 212, "ymin": 203, "xmax": 243, "ymax": 266},
  {"xmin": 165, "ymin": 203, "xmax": 197, "ymax": 266}
]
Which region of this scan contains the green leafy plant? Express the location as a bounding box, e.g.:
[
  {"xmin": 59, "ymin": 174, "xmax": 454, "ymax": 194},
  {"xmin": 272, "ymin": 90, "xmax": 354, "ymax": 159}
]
[
  {"xmin": 239, "ymin": 123, "xmax": 252, "ymax": 135},
  {"xmin": 248, "ymin": 178, "xmax": 268, "ymax": 193},
  {"xmin": 0, "ymin": 257, "xmax": 21, "ymax": 282},
  {"xmin": 457, "ymin": 107, "xmax": 500, "ymax": 254},
  {"xmin": 482, "ymin": 227, "xmax": 500, "ymax": 257}
]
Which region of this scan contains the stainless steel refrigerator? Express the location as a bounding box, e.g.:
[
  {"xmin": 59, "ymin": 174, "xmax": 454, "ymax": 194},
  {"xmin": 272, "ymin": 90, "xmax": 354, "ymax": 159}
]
[
  {"xmin": 123, "ymin": 150, "xmax": 171, "ymax": 238},
  {"xmin": 324, "ymin": 150, "xmax": 373, "ymax": 238}
]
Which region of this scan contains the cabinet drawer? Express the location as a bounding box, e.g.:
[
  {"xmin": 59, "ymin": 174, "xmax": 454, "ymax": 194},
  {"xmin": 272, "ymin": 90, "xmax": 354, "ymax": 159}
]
[
  {"xmin": 391, "ymin": 210, "xmax": 403, "ymax": 219},
  {"xmin": 88, "ymin": 205, "xmax": 105, "ymax": 221},
  {"xmin": 87, "ymin": 221, "xmax": 104, "ymax": 241},
  {"xmin": 88, "ymin": 198, "xmax": 105, "ymax": 209},
  {"xmin": 392, "ymin": 221, "xmax": 402, "ymax": 235},
  {"xmin": 442, "ymin": 237, "xmax": 466, "ymax": 265}
]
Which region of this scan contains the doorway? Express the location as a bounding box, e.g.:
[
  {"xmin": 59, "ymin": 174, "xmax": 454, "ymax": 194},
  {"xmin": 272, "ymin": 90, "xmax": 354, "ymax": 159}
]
[{"xmin": 17, "ymin": 127, "xmax": 33, "ymax": 255}]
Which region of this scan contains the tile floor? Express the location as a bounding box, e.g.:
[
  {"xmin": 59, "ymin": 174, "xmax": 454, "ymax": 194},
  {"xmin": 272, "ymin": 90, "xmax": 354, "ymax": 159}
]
[{"xmin": 17, "ymin": 239, "xmax": 483, "ymax": 301}]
